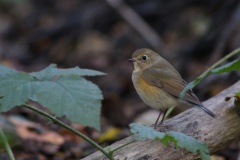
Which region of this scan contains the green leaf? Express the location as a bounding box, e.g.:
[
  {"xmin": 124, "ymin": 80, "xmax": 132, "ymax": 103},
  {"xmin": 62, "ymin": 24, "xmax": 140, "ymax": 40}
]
[
  {"xmin": 129, "ymin": 123, "xmax": 165, "ymax": 141},
  {"xmin": 0, "ymin": 64, "xmax": 16, "ymax": 76},
  {"xmin": 34, "ymin": 75, "xmax": 102, "ymax": 131},
  {"xmin": 30, "ymin": 64, "xmax": 106, "ymax": 80},
  {"xmin": 130, "ymin": 123, "xmax": 210, "ymax": 160},
  {"xmin": 30, "ymin": 64, "xmax": 56, "ymax": 80},
  {"xmin": 166, "ymin": 131, "xmax": 210, "ymax": 160},
  {"xmin": 180, "ymin": 56, "xmax": 240, "ymax": 98},
  {"xmin": 0, "ymin": 72, "xmax": 37, "ymax": 111},
  {"xmin": 55, "ymin": 67, "xmax": 106, "ymax": 76},
  {"xmin": 234, "ymin": 92, "xmax": 240, "ymax": 96},
  {"xmin": 211, "ymin": 57, "xmax": 240, "ymax": 74},
  {"xmin": 0, "ymin": 65, "xmax": 104, "ymax": 131}
]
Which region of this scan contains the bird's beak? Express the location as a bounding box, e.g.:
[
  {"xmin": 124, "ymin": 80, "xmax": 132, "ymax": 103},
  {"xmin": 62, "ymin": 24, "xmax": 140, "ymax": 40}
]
[{"xmin": 128, "ymin": 59, "xmax": 136, "ymax": 62}]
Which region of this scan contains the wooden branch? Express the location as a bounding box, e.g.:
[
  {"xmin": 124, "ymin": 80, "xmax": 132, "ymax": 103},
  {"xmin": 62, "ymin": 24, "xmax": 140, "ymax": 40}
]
[{"xmin": 82, "ymin": 80, "xmax": 240, "ymax": 160}]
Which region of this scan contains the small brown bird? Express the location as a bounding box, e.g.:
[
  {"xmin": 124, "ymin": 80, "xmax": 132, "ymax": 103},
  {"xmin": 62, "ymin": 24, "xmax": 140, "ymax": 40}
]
[{"xmin": 128, "ymin": 48, "xmax": 216, "ymax": 129}]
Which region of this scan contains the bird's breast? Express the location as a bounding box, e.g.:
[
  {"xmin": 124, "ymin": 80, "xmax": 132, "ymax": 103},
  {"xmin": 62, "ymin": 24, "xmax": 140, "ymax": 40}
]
[{"xmin": 132, "ymin": 71, "xmax": 177, "ymax": 110}]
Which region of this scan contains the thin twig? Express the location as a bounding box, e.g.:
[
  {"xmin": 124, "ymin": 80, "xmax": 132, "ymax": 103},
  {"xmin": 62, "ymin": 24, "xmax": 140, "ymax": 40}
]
[
  {"xmin": 202, "ymin": 48, "xmax": 240, "ymax": 75},
  {"xmin": 164, "ymin": 106, "xmax": 175, "ymax": 121},
  {"xmin": 194, "ymin": 47, "xmax": 240, "ymax": 89},
  {"xmin": 0, "ymin": 128, "xmax": 15, "ymax": 160},
  {"xmin": 22, "ymin": 103, "xmax": 114, "ymax": 160}
]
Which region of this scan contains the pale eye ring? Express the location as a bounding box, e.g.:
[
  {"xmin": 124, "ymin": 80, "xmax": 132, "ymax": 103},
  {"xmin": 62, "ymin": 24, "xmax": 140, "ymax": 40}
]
[{"xmin": 142, "ymin": 55, "xmax": 147, "ymax": 60}]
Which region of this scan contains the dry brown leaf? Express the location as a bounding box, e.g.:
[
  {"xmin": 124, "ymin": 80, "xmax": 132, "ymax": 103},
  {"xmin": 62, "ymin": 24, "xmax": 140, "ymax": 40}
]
[{"xmin": 9, "ymin": 116, "xmax": 64, "ymax": 145}]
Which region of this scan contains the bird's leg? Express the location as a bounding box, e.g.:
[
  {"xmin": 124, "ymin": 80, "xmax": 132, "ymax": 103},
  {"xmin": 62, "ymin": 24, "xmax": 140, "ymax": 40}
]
[
  {"xmin": 155, "ymin": 109, "xmax": 173, "ymax": 132},
  {"xmin": 158, "ymin": 109, "xmax": 167, "ymax": 125},
  {"xmin": 154, "ymin": 111, "xmax": 162, "ymax": 129}
]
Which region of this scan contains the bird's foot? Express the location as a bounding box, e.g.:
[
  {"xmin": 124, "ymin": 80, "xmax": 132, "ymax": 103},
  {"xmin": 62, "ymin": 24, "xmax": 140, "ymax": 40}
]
[{"xmin": 152, "ymin": 124, "xmax": 173, "ymax": 132}]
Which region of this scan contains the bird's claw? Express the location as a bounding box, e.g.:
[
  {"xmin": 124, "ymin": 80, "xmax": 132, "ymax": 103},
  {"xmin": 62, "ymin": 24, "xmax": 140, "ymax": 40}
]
[{"xmin": 152, "ymin": 124, "xmax": 173, "ymax": 132}]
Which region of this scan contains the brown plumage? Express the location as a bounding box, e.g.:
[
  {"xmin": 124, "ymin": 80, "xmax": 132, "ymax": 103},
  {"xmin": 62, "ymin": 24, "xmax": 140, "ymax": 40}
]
[{"xmin": 129, "ymin": 48, "xmax": 216, "ymax": 129}]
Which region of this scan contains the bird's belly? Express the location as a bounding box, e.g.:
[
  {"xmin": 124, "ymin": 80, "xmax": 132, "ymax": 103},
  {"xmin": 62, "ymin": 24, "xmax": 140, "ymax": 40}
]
[{"xmin": 133, "ymin": 74, "xmax": 177, "ymax": 111}]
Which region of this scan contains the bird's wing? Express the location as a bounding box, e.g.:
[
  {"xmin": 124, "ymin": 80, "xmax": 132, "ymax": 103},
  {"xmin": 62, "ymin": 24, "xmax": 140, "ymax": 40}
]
[{"xmin": 142, "ymin": 68, "xmax": 203, "ymax": 107}]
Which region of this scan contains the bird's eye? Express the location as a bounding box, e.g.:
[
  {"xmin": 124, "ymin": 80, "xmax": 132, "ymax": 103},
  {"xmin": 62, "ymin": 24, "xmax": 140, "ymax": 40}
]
[{"xmin": 142, "ymin": 55, "xmax": 147, "ymax": 60}]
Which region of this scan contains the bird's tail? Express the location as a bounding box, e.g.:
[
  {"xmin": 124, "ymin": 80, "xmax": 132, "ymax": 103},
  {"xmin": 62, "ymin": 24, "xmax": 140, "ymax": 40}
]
[{"xmin": 190, "ymin": 102, "xmax": 216, "ymax": 118}]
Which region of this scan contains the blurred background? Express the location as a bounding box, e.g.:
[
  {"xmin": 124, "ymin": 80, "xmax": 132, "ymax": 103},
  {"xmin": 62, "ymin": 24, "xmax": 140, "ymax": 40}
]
[{"xmin": 0, "ymin": 0, "xmax": 240, "ymax": 159}]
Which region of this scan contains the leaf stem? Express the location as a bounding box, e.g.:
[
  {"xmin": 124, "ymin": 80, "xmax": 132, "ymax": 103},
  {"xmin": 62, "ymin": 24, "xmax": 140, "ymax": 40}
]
[
  {"xmin": 22, "ymin": 103, "xmax": 114, "ymax": 160},
  {"xmin": 109, "ymin": 140, "xmax": 136, "ymax": 156},
  {"xmin": 164, "ymin": 106, "xmax": 175, "ymax": 121},
  {"xmin": 0, "ymin": 128, "xmax": 15, "ymax": 160},
  {"xmin": 196, "ymin": 47, "xmax": 240, "ymax": 87}
]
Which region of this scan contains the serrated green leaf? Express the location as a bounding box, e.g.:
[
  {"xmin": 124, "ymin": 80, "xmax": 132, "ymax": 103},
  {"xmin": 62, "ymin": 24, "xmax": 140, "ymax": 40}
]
[
  {"xmin": 160, "ymin": 134, "xmax": 177, "ymax": 146},
  {"xmin": 30, "ymin": 64, "xmax": 56, "ymax": 80},
  {"xmin": 180, "ymin": 56, "xmax": 240, "ymax": 98},
  {"xmin": 129, "ymin": 123, "xmax": 210, "ymax": 160},
  {"xmin": 166, "ymin": 131, "xmax": 210, "ymax": 160},
  {"xmin": 234, "ymin": 92, "xmax": 240, "ymax": 96},
  {"xmin": 55, "ymin": 67, "xmax": 106, "ymax": 76},
  {"xmin": 211, "ymin": 57, "xmax": 240, "ymax": 74},
  {"xmin": 129, "ymin": 123, "xmax": 165, "ymax": 141},
  {"xmin": 0, "ymin": 65, "xmax": 104, "ymax": 130},
  {"xmin": 34, "ymin": 75, "xmax": 102, "ymax": 131},
  {"xmin": 0, "ymin": 64, "xmax": 16, "ymax": 76},
  {"xmin": 30, "ymin": 64, "xmax": 106, "ymax": 80},
  {"xmin": 0, "ymin": 72, "xmax": 37, "ymax": 111}
]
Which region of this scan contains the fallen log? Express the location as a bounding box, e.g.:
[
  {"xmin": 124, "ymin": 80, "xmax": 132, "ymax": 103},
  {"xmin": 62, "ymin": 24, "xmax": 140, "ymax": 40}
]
[{"xmin": 82, "ymin": 80, "xmax": 240, "ymax": 160}]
